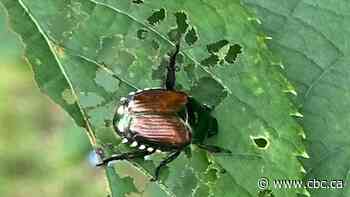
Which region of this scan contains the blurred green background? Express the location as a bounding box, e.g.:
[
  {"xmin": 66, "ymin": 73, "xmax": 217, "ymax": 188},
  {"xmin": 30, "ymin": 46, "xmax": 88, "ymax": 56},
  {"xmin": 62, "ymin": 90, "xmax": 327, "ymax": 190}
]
[{"xmin": 0, "ymin": 6, "xmax": 106, "ymax": 197}]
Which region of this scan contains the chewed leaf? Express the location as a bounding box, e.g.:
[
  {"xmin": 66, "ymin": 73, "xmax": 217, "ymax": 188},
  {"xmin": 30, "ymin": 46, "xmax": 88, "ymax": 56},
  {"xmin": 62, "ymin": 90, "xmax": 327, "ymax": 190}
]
[
  {"xmin": 200, "ymin": 54, "xmax": 220, "ymax": 67},
  {"xmin": 132, "ymin": 0, "xmax": 144, "ymax": 4},
  {"xmin": 147, "ymin": 8, "xmax": 166, "ymax": 25},
  {"xmin": 225, "ymin": 44, "xmax": 242, "ymax": 64},
  {"xmin": 105, "ymin": 165, "xmax": 139, "ymax": 196},
  {"xmin": 185, "ymin": 27, "xmax": 198, "ymax": 46},
  {"xmin": 207, "ymin": 39, "xmax": 229, "ymax": 53},
  {"xmin": 242, "ymin": 0, "xmax": 350, "ymax": 196},
  {"xmin": 0, "ymin": 0, "xmax": 305, "ymax": 197},
  {"xmin": 174, "ymin": 11, "xmax": 189, "ymax": 34}
]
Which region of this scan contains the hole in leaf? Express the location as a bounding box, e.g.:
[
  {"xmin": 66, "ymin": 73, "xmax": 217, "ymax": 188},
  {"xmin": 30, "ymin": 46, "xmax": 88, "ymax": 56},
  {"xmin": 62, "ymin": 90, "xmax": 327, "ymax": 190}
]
[
  {"xmin": 200, "ymin": 54, "xmax": 219, "ymax": 67},
  {"xmin": 136, "ymin": 29, "xmax": 148, "ymax": 40},
  {"xmin": 225, "ymin": 44, "xmax": 242, "ymax": 64},
  {"xmin": 147, "ymin": 8, "xmax": 166, "ymax": 25},
  {"xmin": 132, "ymin": 0, "xmax": 144, "ymax": 4},
  {"xmin": 206, "ymin": 39, "xmax": 229, "ymax": 53},
  {"xmin": 185, "ymin": 27, "xmax": 198, "ymax": 46},
  {"xmin": 174, "ymin": 11, "xmax": 189, "ymax": 34},
  {"xmin": 252, "ymin": 136, "xmax": 269, "ymax": 149}
]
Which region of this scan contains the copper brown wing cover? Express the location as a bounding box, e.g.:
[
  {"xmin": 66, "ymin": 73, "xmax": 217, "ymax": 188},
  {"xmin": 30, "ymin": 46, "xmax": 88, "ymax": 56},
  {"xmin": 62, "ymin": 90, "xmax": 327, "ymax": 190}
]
[
  {"xmin": 126, "ymin": 89, "xmax": 191, "ymax": 148},
  {"xmin": 128, "ymin": 89, "xmax": 188, "ymax": 114},
  {"xmin": 130, "ymin": 114, "xmax": 191, "ymax": 148}
]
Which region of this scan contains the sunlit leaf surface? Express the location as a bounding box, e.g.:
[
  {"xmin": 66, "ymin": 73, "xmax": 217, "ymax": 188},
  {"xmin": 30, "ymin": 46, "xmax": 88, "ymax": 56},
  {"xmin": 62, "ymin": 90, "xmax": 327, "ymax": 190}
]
[
  {"xmin": 242, "ymin": 0, "xmax": 350, "ymax": 196},
  {"xmin": 0, "ymin": 0, "xmax": 306, "ymax": 196}
]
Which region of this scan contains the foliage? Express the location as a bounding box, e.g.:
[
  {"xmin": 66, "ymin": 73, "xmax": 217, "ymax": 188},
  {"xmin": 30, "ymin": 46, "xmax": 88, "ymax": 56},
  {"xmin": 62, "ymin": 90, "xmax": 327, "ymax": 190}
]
[
  {"xmin": 242, "ymin": 0, "xmax": 350, "ymax": 196},
  {"xmin": 0, "ymin": 0, "xmax": 325, "ymax": 196}
]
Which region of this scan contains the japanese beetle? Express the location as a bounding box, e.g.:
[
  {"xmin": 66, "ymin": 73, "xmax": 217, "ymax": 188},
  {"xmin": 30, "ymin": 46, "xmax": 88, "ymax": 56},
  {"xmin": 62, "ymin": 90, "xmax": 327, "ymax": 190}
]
[{"xmin": 97, "ymin": 43, "xmax": 230, "ymax": 181}]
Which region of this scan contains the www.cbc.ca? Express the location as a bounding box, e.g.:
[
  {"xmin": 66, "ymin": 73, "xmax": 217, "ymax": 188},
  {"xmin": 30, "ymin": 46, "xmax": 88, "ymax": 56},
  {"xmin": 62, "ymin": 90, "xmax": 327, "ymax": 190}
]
[{"xmin": 258, "ymin": 177, "xmax": 345, "ymax": 190}]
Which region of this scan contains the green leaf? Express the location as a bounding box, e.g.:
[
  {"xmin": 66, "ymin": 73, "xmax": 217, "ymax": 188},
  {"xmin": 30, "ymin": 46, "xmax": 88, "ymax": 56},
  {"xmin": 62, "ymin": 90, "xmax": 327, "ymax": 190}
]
[
  {"xmin": 242, "ymin": 0, "xmax": 350, "ymax": 196},
  {"xmin": 0, "ymin": 0, "xmax": 305, "ymax": 196},
  {"xmin": 105, "ymin": 165, "xmax": 139, "ymax": 196}
]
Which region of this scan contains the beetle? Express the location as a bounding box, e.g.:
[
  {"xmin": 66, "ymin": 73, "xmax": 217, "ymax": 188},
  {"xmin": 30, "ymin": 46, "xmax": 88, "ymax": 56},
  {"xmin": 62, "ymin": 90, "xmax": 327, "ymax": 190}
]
[{"xmin": 97, "ymin": 43, "xmax": 230, "ymax": 181}]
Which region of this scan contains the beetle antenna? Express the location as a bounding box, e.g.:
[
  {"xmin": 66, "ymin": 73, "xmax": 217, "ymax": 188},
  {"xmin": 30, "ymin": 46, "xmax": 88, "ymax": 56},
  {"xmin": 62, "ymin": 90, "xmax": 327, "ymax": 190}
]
[{"xmin": 165, "ymin": 42, "xmax": 180, "ymax": 90}]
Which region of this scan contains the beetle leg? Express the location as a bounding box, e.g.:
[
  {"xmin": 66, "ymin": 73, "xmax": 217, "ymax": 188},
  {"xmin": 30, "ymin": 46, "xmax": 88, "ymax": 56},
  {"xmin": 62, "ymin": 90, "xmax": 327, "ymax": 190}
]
[
  {"xmin": 197, "ymin": 144, "xmax": 232, "ymax": 154},
  {"xmin": 96, "ymin": 150, "xmax": 152, "ymax": 166},
  {"xmin": 151, "ymin": 150, "xmax": 181, "ymax": 181},
  {"xmin": 165, "ymin": 43, "xmax": 180, "ymax": 90}
]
